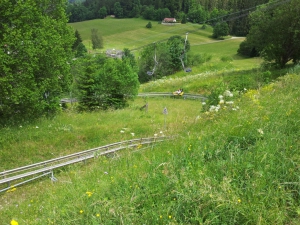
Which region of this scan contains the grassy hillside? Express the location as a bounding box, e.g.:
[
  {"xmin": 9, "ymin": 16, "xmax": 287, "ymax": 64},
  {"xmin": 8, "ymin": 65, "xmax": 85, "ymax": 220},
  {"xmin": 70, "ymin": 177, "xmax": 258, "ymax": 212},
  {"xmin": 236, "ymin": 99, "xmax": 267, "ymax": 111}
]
[
  {"xmin": 69, "ymin": 17, "xmax": 214, "ymax": 50},
  {"xmin": 1, "ymin": 69, "xmax": 300, "ymax": 224},
  {"xmin": 1, "ymin": 18, "xmax": 300, "ymax": 225}
]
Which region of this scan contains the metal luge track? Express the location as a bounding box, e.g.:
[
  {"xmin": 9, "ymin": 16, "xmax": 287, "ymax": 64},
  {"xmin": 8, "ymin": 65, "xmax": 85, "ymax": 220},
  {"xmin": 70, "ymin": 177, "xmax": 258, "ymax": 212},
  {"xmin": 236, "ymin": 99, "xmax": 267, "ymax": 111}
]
[
  {"xmin": 0, "ymin": 136, "xmax": 166, "ymax": 193},
  {"xmin": 138, "ymin": 92, "xmax": 207, "ymax": 101}
]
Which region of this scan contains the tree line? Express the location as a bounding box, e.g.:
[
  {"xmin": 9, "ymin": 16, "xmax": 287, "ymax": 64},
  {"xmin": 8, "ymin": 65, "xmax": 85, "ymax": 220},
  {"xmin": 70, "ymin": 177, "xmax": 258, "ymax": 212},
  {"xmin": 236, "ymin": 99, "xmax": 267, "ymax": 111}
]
[{"xmin": 67, "ymin": 0, "xmax": 269, "ymax": 36}]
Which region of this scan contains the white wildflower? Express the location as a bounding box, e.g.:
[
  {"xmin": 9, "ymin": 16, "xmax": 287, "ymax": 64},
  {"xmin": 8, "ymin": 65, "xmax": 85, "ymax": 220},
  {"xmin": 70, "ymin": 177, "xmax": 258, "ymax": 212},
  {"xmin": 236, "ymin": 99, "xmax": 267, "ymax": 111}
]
[
  {"xmin": 131, "ymin": 133, "xmax": 135, "ymax": 136},
  {"xmin": 257, "ymin": 128, "xmax": 264, "ymax": 135},
  {"xmin": 224, "ymin": 90, "xmax": 233, "ymax": 97}
]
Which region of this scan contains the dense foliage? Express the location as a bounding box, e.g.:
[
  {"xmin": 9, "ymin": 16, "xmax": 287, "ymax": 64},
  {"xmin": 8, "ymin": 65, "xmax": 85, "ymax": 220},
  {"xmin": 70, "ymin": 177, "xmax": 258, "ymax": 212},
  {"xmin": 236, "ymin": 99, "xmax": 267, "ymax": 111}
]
[
  {"xmin": 74, "ymin": 53, "xmax": 139, "ymax": 111},
  {"xmin": 138, "ymin": 35, "xmax": 191, "ymax": 82},
  {"xmin": 0, "ymin": 0, "xmax": 74, "ymax": 126},
  {"xmin": 238, "ymin": 0, "xmax": 300, "ymax": 67}
]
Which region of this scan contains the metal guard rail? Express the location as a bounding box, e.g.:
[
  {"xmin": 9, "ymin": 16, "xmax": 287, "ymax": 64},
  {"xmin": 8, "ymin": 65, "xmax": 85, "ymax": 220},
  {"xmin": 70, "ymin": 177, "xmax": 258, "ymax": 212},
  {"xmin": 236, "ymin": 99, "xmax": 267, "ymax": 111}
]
[
  {"xmin": 138, "ymin": 92, "xmax": 207, "ymax": 101},
  {"xmin": 0, "ymin": 136, "xmax": 166, "ymax": 193}
]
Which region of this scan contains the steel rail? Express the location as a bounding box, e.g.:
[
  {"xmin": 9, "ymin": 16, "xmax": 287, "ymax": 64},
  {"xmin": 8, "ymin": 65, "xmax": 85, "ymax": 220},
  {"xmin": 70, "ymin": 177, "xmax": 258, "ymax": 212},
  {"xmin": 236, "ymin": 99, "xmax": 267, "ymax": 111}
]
[
  {"xmin": 0, "ymin": 136, "xmax": 167, "ymax": 193},
  {"xmin": 138, "ymin": 92, "xmax": 207, "ymax": 101}
]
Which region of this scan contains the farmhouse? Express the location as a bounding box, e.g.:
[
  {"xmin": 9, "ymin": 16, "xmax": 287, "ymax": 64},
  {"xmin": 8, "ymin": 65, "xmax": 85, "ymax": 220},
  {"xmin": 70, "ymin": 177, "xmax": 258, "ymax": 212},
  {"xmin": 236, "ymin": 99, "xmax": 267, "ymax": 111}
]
[{"xmin": 162, "ymin": 18, "xmax": 176, "ymax": 23}]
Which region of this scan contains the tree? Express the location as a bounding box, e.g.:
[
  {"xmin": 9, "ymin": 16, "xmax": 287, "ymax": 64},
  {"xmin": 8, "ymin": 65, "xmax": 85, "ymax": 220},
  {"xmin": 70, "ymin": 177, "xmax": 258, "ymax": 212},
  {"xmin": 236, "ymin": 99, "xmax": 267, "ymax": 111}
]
[
  {"xmin": 0, "ymin": 0, "xmax": 74, "ymax": 125},
  {"xmin": 138, "ymin": 43, "xmax": 173, "ymax": 83},
  {"xmin": 72, "ymin": 29, "xmax": 87, "ymax": 57},
  {"xmin": 73, "ymin": 30, "xmax": 83, "ymax": 51},
  {"xmin": 167, "ymin": 35, "xmax": 190, "ymax": 71},
  {"xmin": 114, "ymin": 2, "xmax": 124, "ymax": 18},
  {"xmin": 99, "ymin": 6, "xmax": 107, "ymax": 19},
  {"xmin": 91, "ymin": 28, "xmax": 103, "ymax": 49},
  {"xmin": 212, "ymin": 22, "xmax": 229, "ymax": 39},
  {"xmin": 187, "ymin": 6, "xmax": 208, "ymax": 23},
  {"xmin": 76, "ymin": 43, "xmax": 88, "ymax": 57},
  {"xmin": 181, "ymin": 14, "xmax": 187, "ymax": 24},
  {"xmin": 76, "ymin": 55, "xmax": 139, "ymax": 110},
  {"xmin": 245, "ymin": 0, "xmax": 300, "ymax": 67}
]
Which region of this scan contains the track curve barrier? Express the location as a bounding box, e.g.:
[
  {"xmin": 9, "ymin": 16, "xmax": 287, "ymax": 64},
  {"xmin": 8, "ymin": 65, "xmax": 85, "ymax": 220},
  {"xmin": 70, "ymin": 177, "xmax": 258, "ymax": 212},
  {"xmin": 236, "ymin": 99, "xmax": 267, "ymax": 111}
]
[
  {"xmin": 60, "ymin": 93, "xmax": 207, "ymax": 104},
  {"xmin": 0, "ymin": 136, "xmax": 168, "ymax": 193},
  {"xmin": 138, "ymin": 92, "xmax": 207, "ymax": 101}
]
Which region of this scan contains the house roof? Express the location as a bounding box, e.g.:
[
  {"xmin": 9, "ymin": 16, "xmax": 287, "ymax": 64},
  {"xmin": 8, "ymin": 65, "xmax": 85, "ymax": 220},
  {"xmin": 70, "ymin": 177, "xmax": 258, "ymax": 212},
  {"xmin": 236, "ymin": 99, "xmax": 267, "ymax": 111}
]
[{"xmin": 163, "ymin": 18, "xmax": 176, "ymax": 21}]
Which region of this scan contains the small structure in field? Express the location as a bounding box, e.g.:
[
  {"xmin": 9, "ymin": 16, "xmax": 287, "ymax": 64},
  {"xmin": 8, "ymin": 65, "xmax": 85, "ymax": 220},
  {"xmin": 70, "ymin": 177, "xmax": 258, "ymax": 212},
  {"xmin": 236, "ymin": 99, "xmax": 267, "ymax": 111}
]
[
  {"xmin": 162, "ymin": 18, "xmax": 177, "ymax": 25},
  {"xmin": 106, "ymin": 49, "xmax": 123, "ymax": 58}
]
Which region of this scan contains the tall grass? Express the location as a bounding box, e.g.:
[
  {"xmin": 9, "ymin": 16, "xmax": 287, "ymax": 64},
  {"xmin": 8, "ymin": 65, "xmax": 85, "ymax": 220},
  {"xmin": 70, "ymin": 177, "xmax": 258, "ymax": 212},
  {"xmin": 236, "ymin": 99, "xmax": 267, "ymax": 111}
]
[{"xmin": 1, "ymin": 72, "xmax": 300, "ymax": 224}]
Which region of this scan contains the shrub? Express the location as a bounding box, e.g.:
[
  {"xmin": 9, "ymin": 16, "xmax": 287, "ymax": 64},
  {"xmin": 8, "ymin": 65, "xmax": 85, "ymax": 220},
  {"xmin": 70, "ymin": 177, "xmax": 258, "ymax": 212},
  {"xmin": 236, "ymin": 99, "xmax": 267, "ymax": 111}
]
[{"xmin": 146, "ymin": 21, "xmax": 152, "ymax": 28}]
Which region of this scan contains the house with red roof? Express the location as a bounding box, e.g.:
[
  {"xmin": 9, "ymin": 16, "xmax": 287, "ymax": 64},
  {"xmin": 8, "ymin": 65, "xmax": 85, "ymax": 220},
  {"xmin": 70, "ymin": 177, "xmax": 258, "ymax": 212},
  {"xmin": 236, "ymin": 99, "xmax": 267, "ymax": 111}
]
[{"xmin": 162, "ymin": 18, "xmax": 176, "ymax": 23}]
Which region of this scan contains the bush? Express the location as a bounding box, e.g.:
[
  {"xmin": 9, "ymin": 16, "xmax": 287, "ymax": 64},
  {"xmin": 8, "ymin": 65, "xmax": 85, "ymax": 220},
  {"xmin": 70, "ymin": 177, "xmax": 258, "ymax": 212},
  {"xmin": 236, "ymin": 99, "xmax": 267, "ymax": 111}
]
[
  {"xmin": 146, "ymin": 21, "xmax": 152, "ymax": 28},
  {"xmin": 220, "ymin": 55, "xmax": 233, "ymax": 62}
]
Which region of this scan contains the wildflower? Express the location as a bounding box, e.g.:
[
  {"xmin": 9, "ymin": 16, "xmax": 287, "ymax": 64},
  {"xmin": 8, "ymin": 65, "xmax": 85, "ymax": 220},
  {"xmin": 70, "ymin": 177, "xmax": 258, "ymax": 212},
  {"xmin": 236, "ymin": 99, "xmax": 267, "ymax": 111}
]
[
  {"xmin": 224, "ymin": 90, "xmax": 233, "ymax": 97},
  {"xmin": 219, "ymin": 99, "xmax": 224, "ymax": 104},
  {"xmin": 202, "ymin": 102, "xmax": 206, "ymax": 105},
  {"xmin": 169, "ymin": 215, "xmax": 172, "ymax": 219},
  {"xmin": 154, "ymin": 133, "xmax": 158, "ymax": 137},
  {"xmin": 238, "ymin": 199, "xmax": 241, "ymax": 203},
  {"xmin": 159, "ymin": 215, "xmax": 162, "ymax": 219},
  {"xmin": 96, "ymin": 213, "xmax": 100, "ymax": 217},
  {"xmin": 218, "ymin": 95, "xmax": 224, "ymax": 99},
  {"xmin": 257, "ymin": 128, "xmax": 264, "ymax": 135},
  {"xmin": 19, "ymin": 125, "xmax": 22, "ymax": 128},
  {"xmin": 80, "ymin": 210, "xmax": 84, "ymax": 214},
  {"xmin": 6, "ymin": 186, "xmax": 16, "ymax": 193},
  {"xmin": 35, "ymin": 126, "xmax": 39, "ymax": 128},
  {"xmin": 10, "ymin": 220, "xmax": 19, "ymax": 225},
  {"xmin": 131, "ymin": 133, "xmax": 135, "ymax": 136},
  {"xmin": 86, "ymin": 191, "xmax": 93, "ymax": 197},
  {"xmin": 104, "ymin": 171, "xmax": 108, "ymax": 175},
  {"xmin": 120, "ymin": 130, "xmax": 125, "ymax": 133}
]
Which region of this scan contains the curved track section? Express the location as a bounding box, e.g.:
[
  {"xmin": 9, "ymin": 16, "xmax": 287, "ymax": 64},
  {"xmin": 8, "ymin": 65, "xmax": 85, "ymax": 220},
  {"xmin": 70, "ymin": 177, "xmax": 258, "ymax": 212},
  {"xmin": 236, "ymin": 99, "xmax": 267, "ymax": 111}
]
[{"xmin": 138, "ymin": 92, "xmax": 207, "ymax": 101}]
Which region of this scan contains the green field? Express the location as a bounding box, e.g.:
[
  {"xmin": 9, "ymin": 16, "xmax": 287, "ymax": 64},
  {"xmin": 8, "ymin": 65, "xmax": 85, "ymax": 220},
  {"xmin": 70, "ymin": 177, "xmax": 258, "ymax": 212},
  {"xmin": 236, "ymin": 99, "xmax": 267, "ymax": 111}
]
[
  {"xmin": 69, "ymin": 17, "xmax": 214, "ymax": 50},
  {"xmin": 1, "ymin": 18, "xmax": 300, "ymax": 225}
]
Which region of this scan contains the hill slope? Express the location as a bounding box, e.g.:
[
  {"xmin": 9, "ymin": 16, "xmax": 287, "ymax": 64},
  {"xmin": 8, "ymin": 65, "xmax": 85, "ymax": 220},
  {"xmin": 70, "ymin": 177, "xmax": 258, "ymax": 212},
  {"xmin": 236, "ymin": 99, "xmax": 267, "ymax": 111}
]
[{"xmin": 1, "ymin": 70, "xmax": 300, "ymax": 224}]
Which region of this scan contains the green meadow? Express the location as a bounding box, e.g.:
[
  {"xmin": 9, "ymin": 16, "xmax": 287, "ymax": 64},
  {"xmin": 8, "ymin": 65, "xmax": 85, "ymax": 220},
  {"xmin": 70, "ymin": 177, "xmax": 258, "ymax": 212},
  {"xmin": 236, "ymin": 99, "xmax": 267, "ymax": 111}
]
[
  {"xmin": 1, "ymin": 18, "xmax": 300, "ymax": 224},
  {"xmin": 70, "ymin": 17, "xmax": 218, "ymax": 50}
]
